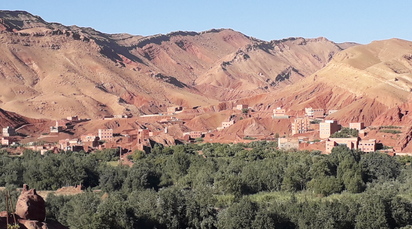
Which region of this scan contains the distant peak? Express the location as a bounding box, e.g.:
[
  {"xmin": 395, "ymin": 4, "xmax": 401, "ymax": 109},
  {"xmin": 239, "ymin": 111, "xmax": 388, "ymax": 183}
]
[
  {"xmin": 135, "ymin": 28, "xmax": 248, "ymax": 48},
  {"xmin": 0, "ymin": 10, "xmax": 48, "ymax": 31},
  {"xmin": 0, "ymin": 10, "xmax": 43, "ymax": 20}
]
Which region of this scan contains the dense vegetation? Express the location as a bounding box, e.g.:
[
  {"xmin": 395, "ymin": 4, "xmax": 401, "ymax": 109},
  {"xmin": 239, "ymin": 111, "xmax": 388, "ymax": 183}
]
[
  {"xmin": 330, "ymin": 127, "xmax": 359, "ymax": 138},
  {"xmin": 1, "ymin": 142, "xmax": 412, "ymax": 228}
]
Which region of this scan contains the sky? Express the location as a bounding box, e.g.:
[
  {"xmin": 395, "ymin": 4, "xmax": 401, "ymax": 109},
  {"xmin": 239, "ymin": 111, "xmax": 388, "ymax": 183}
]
[{"xmin": 2, "ymin": 1, "xmax": 411, "ymax": 44}]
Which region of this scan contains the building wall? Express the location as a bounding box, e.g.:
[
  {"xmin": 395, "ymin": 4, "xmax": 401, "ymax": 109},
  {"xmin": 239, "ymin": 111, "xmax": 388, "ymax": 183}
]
[
  {"xmin": 136, "ymin": 129, "xmax": 151, "ymax": 151},
  {"xmin": 236, "ymin": 104, "xmax": 248, "ymax": 110},
  {"xmin": 1, "ymin": 137, "xmax": 9, "ymax": 145},
  {"xmin": 273, "ymin": 108, "xmax": 286, "ymax": 116},
  {"xmin": 312, "ymin": 109, "xmax": 325, "ymax": 118},
  {"xmin": 167, "ymin": 106, "xmax": 183, "ymax": 113},
  {"xmin": 278, "ymin": 138, "xmax": 299, "ymax": 150},
  {"xmin": 67, "ymin": 116, "xmax": 79, "ymax": 121},
  {"xmin": 305, "ymin": 108, "xmax": 313, "ymax": 116},
  {"xmin": 98, "ymin": 129, "xmax": 113, "ymax": 142},
  {"xmin": 349, "ymin": 122, "xmax": 365, "ymax": 131},
  {"xmin": 2, "ymin": 127, "xmax": 15, "ymax": 137},
  {"xmin": 292, "ymin": 117, "xmax": 310, "ymax": 135},
  {"xmin": 325, "ymin": 137, "xmax": 359, "ymax": 154},
  {"xmin": 81, "ymin": 134, "xmax": 96, "ymax": 142},
  {"xmin": 305, "ymin": 108, "xmax": 324, "ymax": 118},
  {"xmin": 190, "ymin": 131, "xmax": 203, "ymax": 139},
  {"xmin": 319, "ymin": 120, "xmax": 340, "ymax": 139},
  {"xmin": 358, "ymin": 139, "xmax": 376, "ymax": 152},
  {"xmin": 222, "ymin": 120, "xmax": 235, "ymax": 128},
  {"xmin": 50, "ymin": 126, "xmax": 63, "ymax": 133}
]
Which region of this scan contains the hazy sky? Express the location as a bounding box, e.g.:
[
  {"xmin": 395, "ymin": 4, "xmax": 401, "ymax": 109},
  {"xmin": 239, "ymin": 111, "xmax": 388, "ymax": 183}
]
[{"xmin": 2, "ymin": 1, "xmax": 411, "ymax": 44}]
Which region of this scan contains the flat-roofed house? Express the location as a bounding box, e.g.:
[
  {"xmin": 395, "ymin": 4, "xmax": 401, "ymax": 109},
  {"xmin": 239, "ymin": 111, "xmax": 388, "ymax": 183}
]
[
  {"xmin": 358, "ymin": 139, "xmax": 376, "ymax": 152},
  {"xmin": 98, "ymin": 129, "xmax": 113, "ymax": 142},
  {"xmin": 349, "ymin": 122, "xmax": 365, "ymax": 131},
  {"xmin": 319, "ymin": 120, "xmax": 340, "ymax": 139},
  {"xmin": 291, "ymin": 117, "xmax": 310, "ymax": 135},
  {"xmin": 2, "ymin": 126, "xmax": 16, "ymax": 137},
  {"xmin": 326, "ymin": 137, "xmax": 359, "ymax": 154}
]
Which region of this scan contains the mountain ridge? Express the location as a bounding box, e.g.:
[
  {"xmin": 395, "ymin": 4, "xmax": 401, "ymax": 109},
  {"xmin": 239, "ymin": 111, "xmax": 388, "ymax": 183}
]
[{"xmin": 0, "ymin": 10, "xmax": 351, "ymax": 120}]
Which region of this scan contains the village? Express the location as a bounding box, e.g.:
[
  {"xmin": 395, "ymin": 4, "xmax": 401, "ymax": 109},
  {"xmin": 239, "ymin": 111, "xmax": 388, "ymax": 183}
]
[{"xmin": 0, "ymin": 104, "xmax": 407, "ymax": 159}]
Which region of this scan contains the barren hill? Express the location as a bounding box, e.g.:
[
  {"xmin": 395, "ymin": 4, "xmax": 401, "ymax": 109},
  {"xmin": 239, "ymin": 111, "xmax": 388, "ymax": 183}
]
[
  {"xmin": 245, "ymin": 38, "xmax": 412, "ymax": 126},
  {"xmin": 0, "ymin": 10, "xmax": 350, "ymax": 120}
]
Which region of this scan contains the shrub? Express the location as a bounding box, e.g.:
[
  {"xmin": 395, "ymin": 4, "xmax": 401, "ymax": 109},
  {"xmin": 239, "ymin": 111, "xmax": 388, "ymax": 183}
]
[
  {"xmin": 380, "ymin": 125, "xmax": 401, "ymax": 129},
  {"xmin": 330, "ymin": 128, "xmax": 359, "ymax": 138},
  {"xmin": 379, "ymin": 129, "xmax": 402, "ymax": 134},
  {"xmin": 243, "ymin": 136, "xmax": 256, "ymax": 140},
  {"xmin": 242, "ymin": 108, "xmax": 249, "ymax": 114}
]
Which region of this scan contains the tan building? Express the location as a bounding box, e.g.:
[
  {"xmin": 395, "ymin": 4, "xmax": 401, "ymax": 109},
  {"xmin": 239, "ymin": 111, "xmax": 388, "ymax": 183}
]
[
  {"xmin": 67, "ymin": 116, "xmax": 79, "ymax": 121},
  {"xmin": 2, "ymin": 126, "xmax": 16, "ymax": 137},
  {"xmin": 319, "ymin": 120, "xmax": 340, "ymax": 139},
  {"xmin": 325, "ymin": 137, "xmax": 359, "ymax": 154},
  {"xmin": 1, "ymin": 137, "xmax": 10, "ymax": 146},
  {"xmin": 305, "ymin": 107, "xmax": 313, "ymax": 116},
  {"xmin": 349, "ymin": 122, "xmax": 365, "ymax": 131},
  {"xmin": 291, "ymin": 117, "xmax": 310, "ymax": 135},
  {"xmin": 236, "ymin": 104, "xmax": 248, "ymax": 110},
  {"xmin": 159, "ymin": 117, "xmax": 182, "ymax": 124},
  {"xmin": 50, "ymin": 126, "xmax": 62, "ymax": 133},
  {"xmin": 81, "ymin": 134, "xmax": 96, "ymax": 142},
  {"xmin": 50, "ymin": 120, "xmax": 66, "ymax": 133},
  {"xmin": 59, "ymin": 138, "xmax": 82, "ymax": 151},
  {"xmin": 103, "ymin": 115, "xmax": 114, "ymax": 120},
  {"xmin": 313, "ymin": 109, "xmax": 325, "ymax": 118},
  {"xmin": 98, "ymin": 129, "xmax": 113, "ymax": 142},
  {"xmin": 305, "ymin": 108, "xmax": 325, "ymax": 118},
  {"xmin": 167, "ymin": 106, "xmax": 183, "ymax": 114},
  {"xmin": 136, "ymin": 129, "xmax": 152, "ymax": 151},
  {"xmin": 273, "ymin": 107, "xmax": 286, "ymax": 116},
  {"xmin": 184, "ymin": 131, "xmax": 203, "ymax": 139},
  {"xmin": 222, "ymin": 120, "xmax": 235, "ymax": 129},
  {"xmin": 278, "ymin": 138, "xmax": 299, "ymax": 150},
  {"xmin": 358, "ymin": 139, "xmax": 376, "ymax": 152},
  {"xmin": 273, "ymin": 107, "xmax": 289, "ymax": 118},
  {"xmin": 113, "ymin": 114, "xmax": 127, "ymax": 119}
]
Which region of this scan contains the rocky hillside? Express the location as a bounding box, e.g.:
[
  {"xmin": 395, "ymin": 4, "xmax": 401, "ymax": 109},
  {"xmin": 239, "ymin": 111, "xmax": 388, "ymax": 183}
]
[
  {"xmin": 244, "ymin": 38, "xmax": 412, "ymax": 126},
  {"xmin": 0, "ymin": 10, "xmax": 351, "ymax": 119}
]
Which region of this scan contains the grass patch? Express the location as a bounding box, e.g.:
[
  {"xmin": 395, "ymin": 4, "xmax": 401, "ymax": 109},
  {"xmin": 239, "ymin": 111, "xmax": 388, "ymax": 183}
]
[
  {"xmin": 380, "ymin": 125, "xmax": 402, "ymax": 129},
  {"xmin": 243, "ymin": 136, "xmax": 256, "ymax": 140},
  {"xmin": 214, "ymin": 194, "xmax": 235, "ymax": 208},
  {"xmin": 106, "ymin": 161, "xmax": 120, "ymax": 167},
  {"xmin": 379, "ymin": 129, "xmax": 402, "ymax": 134}
]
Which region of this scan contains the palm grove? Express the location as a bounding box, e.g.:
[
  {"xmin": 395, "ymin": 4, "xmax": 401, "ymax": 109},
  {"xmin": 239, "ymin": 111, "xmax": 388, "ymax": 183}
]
[{"xmin": 0, "ymin": 141, "xmax": 411, "ymax": 228}]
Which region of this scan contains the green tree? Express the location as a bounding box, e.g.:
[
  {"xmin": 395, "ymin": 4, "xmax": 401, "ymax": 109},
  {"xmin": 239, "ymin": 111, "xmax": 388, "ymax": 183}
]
[
  {"xmin": 361, "ymin": 152, "xmax": 401, "ymax": 182},
  {"xmin": 355, "ymin": 195, "xmax": 389, "ymax": 229},
  {"xmin": 307, "ymin": 176, "xmax": 343, "ymax": 196},
  {"xmin": 218, "ymin": 198, "xmax": 257, "ymax": 229}
]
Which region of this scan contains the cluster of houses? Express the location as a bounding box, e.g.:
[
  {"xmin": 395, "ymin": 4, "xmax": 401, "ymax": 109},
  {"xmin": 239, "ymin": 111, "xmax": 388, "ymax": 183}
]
[
  {"xmin": 321, "ymin": 121, "xmax": 376, "ymax": 153},
  {"xmin": 1, "ymin": 126, "xmax": 18, "ymax": 146},
  {"xmin": 58, "ymin": 127, "xmax": 155, "ymax": 153},
  {"xmin": 275, "ymin": 107, "xmax": 380, "ymax": 154},
  {"xmin": 0, "ymin": 104, "xmax": 397, "ymax": 156}
]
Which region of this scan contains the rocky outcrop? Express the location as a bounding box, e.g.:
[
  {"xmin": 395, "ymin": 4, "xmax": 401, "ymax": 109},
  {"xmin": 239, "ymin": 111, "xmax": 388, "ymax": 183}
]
[
  {"xmin": 0, "ymin": 184, "xmax": 63, "ymax": 229},
  {"xmin": 15, "ymin": 184, "xmax": 46, "ymax": 222},
  {"xmin": 396, "ymin": 126, "xmax": 412, "ymax": 151},
  {"xmin": 17, "ymin": 219, "xmax": 48, "ymax": 229}
]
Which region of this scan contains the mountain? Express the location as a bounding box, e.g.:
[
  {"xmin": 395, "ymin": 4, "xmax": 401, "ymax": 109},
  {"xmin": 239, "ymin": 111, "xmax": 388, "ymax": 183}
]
[
  {"xmin": 243, "ymin": 38, "xmax": 412, "ymax": 126},
  {"xmin": 0, "ymin": 10, "xmax": 351, "ymax": 119}
]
